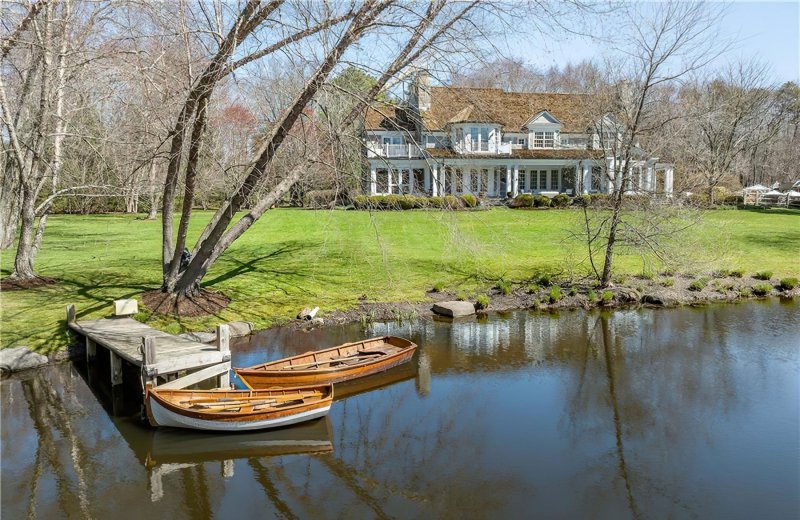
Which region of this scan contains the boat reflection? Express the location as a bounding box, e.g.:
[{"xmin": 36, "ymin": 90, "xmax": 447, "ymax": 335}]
[
  {"xmin": 333, "ymin": 360, "xmax": 418, "ymax": 400},
  {"xmin": 114, "ymin": 416, "xmax": 334, "ymax": 502}
]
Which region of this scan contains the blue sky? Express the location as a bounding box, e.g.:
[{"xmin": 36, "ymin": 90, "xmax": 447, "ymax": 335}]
[{"xmin": 512, "ymin": 1, "xmax": 799, "ymax": 84}]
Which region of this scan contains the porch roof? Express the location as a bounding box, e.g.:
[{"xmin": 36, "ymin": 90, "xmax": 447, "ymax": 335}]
[{"xmin": 425, "ymin": 148, "xmax": 604, "ymax": 160}]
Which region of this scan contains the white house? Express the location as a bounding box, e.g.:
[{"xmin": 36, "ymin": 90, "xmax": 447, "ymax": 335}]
[{"xmin": 363, "ymin": 72, "xmax": 673, "ymax": 198}]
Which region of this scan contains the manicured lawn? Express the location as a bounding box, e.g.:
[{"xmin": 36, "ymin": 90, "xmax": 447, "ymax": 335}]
[{"xmin": 1, "ymin": 207, "xmax": 798, "ymax": 352}]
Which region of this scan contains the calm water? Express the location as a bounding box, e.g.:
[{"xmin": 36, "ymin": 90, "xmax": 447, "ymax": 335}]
[{"xmin": 2, "ymin": 300, "xmax": 798, "ymax": 519}]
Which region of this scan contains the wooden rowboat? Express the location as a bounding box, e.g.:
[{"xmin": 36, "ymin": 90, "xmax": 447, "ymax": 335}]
[
  {"xmin": 145, "ymin": 384, "xmax": 333, "ymax": 431},
  {"xmin": 235, "ymin": 336, "xmax": 417, "ymax": 388}
]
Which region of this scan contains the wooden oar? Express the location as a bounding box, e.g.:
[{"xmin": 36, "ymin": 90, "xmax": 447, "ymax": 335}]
[
  {"xmin": 184, "ymin": 393, "xmax": 319, "ymax": 405},
  {"xmin": 281, "ymin": 353, "xmax": 384, "ymax": 370},
  {"xmin": 199, "ymin": 398, "xmax": 305, "ymax": 412}
]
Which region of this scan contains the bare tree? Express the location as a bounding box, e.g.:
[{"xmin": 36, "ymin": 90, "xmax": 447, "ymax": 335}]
[
  {"xmin": 157, "ymin": 0, "xmax": 495, "ymax": 302},
  {"xmin": 577, "ymin": 2, "xmax": 724, "ymax": 286}
]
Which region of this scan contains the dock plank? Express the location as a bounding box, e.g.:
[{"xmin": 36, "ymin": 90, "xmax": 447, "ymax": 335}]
[{"xmin": 69, "ymin": 317, "xmax": 227, "ymax": 376}]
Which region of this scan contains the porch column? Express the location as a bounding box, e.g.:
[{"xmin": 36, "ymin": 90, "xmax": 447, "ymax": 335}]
[
  {"xmin": 488, "ymin": 168, "xmax": 494, "ymax": 196},
  {"xmin": 424, "ymin": 167, "xmax": 431, "ymax": 194},
  {"xmin": 407, "ymin": 168, "xmax": 413, "ymax": 194},
  {"xmin": 511, "ymin": 164, "xmax": 519, "ymax": 197},
  {"xmin": 505, "ymin": 167, "xmax": 511, "ymax": 197},
  {"xmin": 370, "ymin": 165, "xmax": 377, "ymax": 195},
  {"xmin": 646, "ymin": 163, "xmax": 655, "ymax": 192},
  {"xmin": 432, "ymin": 164, "xmax": 439, "ymax": 196},
  {"xmin": 450, "ymin": 168, "xmax": 456, "ymax": 194},
  {"xmin": 665, "ymin": 165, "xmax": 674, "ymax": 196},
  {"xmin": 582, "ymin": 161, "xmax": 591, "ymax": 194}
]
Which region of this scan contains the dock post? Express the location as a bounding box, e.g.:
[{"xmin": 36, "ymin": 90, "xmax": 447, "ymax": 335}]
[
  {"xmin": 142, "ymin": 336, "xmax": 157, "ymax": 387},
  {"xmin": 110, "ymin": 351, "xmax": 123, "ymax": 386},
  {"xmin": 86, "ymin": 337, "xmax": 96, "ymax": 363},
  {"xmin": 66, "ymin": 304, "xmax": 76, "ymax": 324},
  {"xmin": 216, "ymin": 324, "xmax": 231, "ymax": 388}
]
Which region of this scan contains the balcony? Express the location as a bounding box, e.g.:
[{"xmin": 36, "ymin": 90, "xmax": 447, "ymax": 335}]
[
  {"xmin": 453, "ymin": 142, "xmax": 513, "ymax": 155},
  {"xmin": 366, "ymin": 143, "xmax": 422, "ymax": 158}
]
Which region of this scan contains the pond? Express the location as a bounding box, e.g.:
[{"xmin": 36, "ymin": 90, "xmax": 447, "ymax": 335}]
[{"xmin": 2, "ymin": 299, "xmax": 798, "ymax": 519}]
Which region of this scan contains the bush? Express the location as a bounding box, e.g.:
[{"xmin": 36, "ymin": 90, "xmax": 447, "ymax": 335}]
[
  {"xmin": 549, "ymin": 286, "xmax": 562, "ymax": 303},
  {"xmin": 533, "ymin": 195, "xmax": 551, "ymax": 208},
  {"xmin": 442, "ymin": 195, "xmax": 463, "ymax": 209},
  {"xmin": 569, "ymin": 286, "xmax": 577, "ymax": 296},
  {"xmin": 496, "ymin": 279, "xmax": 512, "ymax": 296},
  {"xmin": 730, "ymin": 269, "xmax": 745, "ymax": 278},
  {"xmin": 552, "ymin": 194, "xmax": 570, "ymax": 208},
  {"xmin": 432, "ymin": 281, "xmax": 445, "ymax": 293},
  {"xmin": 527, "ymin": 284, "xmax": 540, "ymax": 294},
  {"xmin": 573, "ymin": 194, "xmax": 590, "ymax": 207},
  {"xmin": 475, "ymin": 294, "xmax": 490, "ymax": 310},
  {"xmin": 662, "ymin": 278, "xmax": 674, "ymax": 287},
  {"xmin": 779, "ymin": 277, "xmax": 798, "ymax": 290},
  {"xmin": 738, "ymin": 287, "xmax": 752, "ymax": 297},
  {"xmin": 510, "ymin": 193, "xmax": 534, "ymax": 208},
  {"xmin": 601, "ymin": 290, "xmax": 614, "ymax": 303},
  {"xmin": 531, "ymin": 298, "xmax": 541, "ymax": 310},
  {"xmin": 587, "ymin": 289, "xmax": 597, "ymax": 301},
  {"xmin": 752, "ymin": 283, "xmax": 773, "ymax": 296},
  {"xmin": 428, "ymin": 196, "xmax": 445, "ymax": 209},
  {"xmin": 753, "ymin": 271, "xmax": 773, "ymax": 280},
  {"xmin": 590, "ymin": 193, "xmax": 611, "ymax": 207},
  {"xmin": 456, "ymin": 292, "xmax": 467, "ymax": 301},
  {"xmin": 537, "ymin": 274, "xmax": 552, "ymax": 286},
  {"xmin": 460, "ymin": 194, "xmax": 478, "ymax": 208},
  {"xmin": 302, "ymin": 189, "xmax": 341, "ymax": 209},
  {"xmin": 688, "ymin": 277, "xmax": 710, "ymax": 291},
  {"xmin": 353, "ymin": 195, "xmax": 371, "ymax": 209}
]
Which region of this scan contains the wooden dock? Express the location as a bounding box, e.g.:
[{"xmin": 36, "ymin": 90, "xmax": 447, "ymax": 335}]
[{"xmin": 67, "ymin": 302, "xmax": 231, "ymax": 392}]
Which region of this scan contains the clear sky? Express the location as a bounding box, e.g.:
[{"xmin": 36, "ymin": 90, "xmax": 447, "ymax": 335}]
[{"xmin": 512, "ymin": 1, "xmax": 800, "ymax": 84}]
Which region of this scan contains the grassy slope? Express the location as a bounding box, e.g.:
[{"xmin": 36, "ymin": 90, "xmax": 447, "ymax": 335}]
[{"xmin": 1, "ymin": 207, "xmax": 798, "ymax": 353}]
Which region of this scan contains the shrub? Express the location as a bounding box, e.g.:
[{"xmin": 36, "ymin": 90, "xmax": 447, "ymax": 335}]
[
  {"xmin": 428, "ymin": 196, "xmax": 445, "ymax": 209},
  {"xmin": 752, "ymin": 283, "xmax": 773, "ymax": 296},
  {"xmin": 475, "ymin": 294, "xmax": 490, "ymax": 310},
  {"xmin": 460, "ymin": 194, "xmax": 478, "ymax": 208},
  {"xmin": 601, "ymin": 290, "xmax": 614, "ymax": 303},
  {"xmin": 456, "ymin": 292, "xmax": 467, "ymax": 301},
  {"xmin": 353, "ymin": 195, "xmax": 371, "ymax": 209},
  {"xmin": 590, "ymin": 193, "xmax": 611, "ymax": 207},
  {"xmin": 527, "ymin": 284, "xmax": 540, "ymax": 294},
  {"xmin": 753, "ymin": 271, "xmax": 773, "ymax": 280},
  {"xmin": 779, "ymin": 277, "xmax": 798, "ymax": 290},
  {"xmin": 538, "ymin": 274, "xmax": 552, "ymax": 286},
  {"xmin": 302, "ymin": 189, "xmax": 339, "ymax": 209},
  {"xmin": 738, "ymin": 287, "xmax": 752, "ymax": 297},
  {"xmin": 432, "ymin": 281, "xmax": 445, "ymax": 293},
  {"xmin": 531, "ymin": 298, "xmax": 541, "ymax": 310},
  {"xmin": 552, "ymin": 194, "xmax": 570, "ymax": 208},
  {"xmin": 443, "ymin": 195, "xmax": 463, "ymax": 209},
  {"xmin": 496, "ymin": 279, "xmax": 512, "ymax": 296},
  {"xmin": 573, "ymin": 194, "xmax": 590, "ymax": 207},
  {"xmin": 662, "ymin": 278, "xmax": 674, "ymax": 287},
  {"xmin": 587, "ymin": 289, "xmax": 597, "ymax": 301},
  {"xmin": 730, "ymin": 269, "xmax": 745, "ymax": 278},
  {"xmin": 569, "ymin": 286, "xmax": 578, "ymax": 296},
  {"xmin": 549, "ymin": 286, "xmax": 562, "ymax": 303},
  {"xmin": 511, "ymin": 193, "xmax": 534, "ymax": 208},
  {"xmin": 688, "ymin": 277, "xmax": 710, "ymax": 292},
  {"xmin": 533, "ymin": 195, "xmax": 551, "ymax": 208}
]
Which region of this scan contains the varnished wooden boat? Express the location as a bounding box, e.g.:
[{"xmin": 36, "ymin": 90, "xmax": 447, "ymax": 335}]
[
  {"xmin": 235, "ymin": 336, "xmax": 417, "ymax": 388},
  {"xmin": 145, "ymin": 384, "xmax": 333, "ymax": 431}
]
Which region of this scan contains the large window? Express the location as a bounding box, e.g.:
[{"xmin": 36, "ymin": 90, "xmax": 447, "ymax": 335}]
[
  {"xmin": 376, "ymin": 168, "xmax": 388, "ymax": 193},
  {"xmin": 519, "ymin": 170, "xmax": 528, "ymax": 192},
  {"xmin": 413, "ymin": 169, "xmax": 425, "ymax": 193},
  {"xmin": 469, "ymin": 127, "xmax": 490, "ymax": 151},
  {"xmin": 533, "ymin": 131, "xmax": 555, "ymax": 148},
  {"xmin": 538, "ymin": 170, "xmax": 548, "ymax": 190}
]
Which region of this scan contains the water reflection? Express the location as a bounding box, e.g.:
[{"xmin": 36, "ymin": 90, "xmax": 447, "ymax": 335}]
[{"xmin": 2, "ymin": 300, "xmax": 798, "ymax": 519}]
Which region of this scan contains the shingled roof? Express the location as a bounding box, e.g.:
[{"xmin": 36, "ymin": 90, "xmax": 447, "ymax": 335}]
[{"xmin": 364, "ymin": 86, "xmax": 595, "ymax": 134}]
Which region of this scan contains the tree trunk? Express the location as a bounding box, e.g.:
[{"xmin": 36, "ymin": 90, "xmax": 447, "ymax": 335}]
[
  {"xmin": 11, "ymin": 188, "xmax": 37, "ymax": 280},
  {"xmin": 0, "ymin": 160, "xmax": 21, "ymax": 250},
  {"xmin": 147, "ymin": 159, "xmax": 158, "ymax": 220}
]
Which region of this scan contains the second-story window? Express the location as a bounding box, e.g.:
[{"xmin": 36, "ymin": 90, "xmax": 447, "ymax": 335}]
[
  {"xmin": 533, "ymin": 131, "xmax": 554, "ymax": 148},
  {"xmin": 469, "ymin": 127, "xmax": 490, "ymax": 151}
]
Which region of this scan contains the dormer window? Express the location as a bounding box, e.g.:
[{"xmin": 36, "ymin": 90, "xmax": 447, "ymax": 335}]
[
  {"xmin": 468, "ymin": 127, "xmax": 490, "ymax": 152},
  {"xmin": 532, "ymin": 131, "xmax": 554, "ymax": 148}
]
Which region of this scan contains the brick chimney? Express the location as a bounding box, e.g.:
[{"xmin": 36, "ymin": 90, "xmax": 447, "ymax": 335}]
[{"xmin": 412, "ymin": 70, "xmax": 431, "ymax": 112}]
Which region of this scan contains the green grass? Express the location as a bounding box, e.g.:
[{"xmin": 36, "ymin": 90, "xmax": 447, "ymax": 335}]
[{"xmin": 2, "ymin": 207, "xmax": 799, "ymax": 352}]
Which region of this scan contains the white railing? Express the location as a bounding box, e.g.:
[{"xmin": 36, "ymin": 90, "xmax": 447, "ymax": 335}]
[
  {"xmin": 366, "ymin": 143, "xmax": 422, "ymax": 158},
  {"xmin": 452, "ymin": 142, "xmax": 513, "ymax": 155}
]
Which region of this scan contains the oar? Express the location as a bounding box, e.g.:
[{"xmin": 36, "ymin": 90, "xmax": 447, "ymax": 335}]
[
  {"xmin": 198, "ymin": 398, "xmax": 306, "ymax": 412},
  {"xmin": 185, "ymin": 393, "xmax": 319, "ymax": 405},
  {"xmin": 281, "ymin": 353, "xmax": 384, "ymax": 370}
]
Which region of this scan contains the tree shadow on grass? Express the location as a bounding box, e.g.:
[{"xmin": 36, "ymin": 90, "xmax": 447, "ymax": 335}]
[
  {"xmin": 738, "ymin": 230, "xmax": 800, "ymax": 254},
  {"xmin": 202, "ymin": 243, "xmax": 305, "ymax": 287},
  {"xmin": 736, "ymin": 207, "xmax": 800, "ymax": 217}
]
